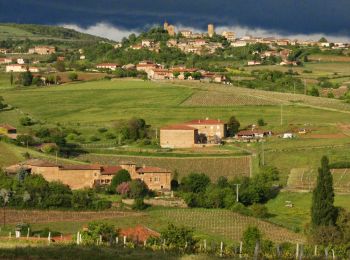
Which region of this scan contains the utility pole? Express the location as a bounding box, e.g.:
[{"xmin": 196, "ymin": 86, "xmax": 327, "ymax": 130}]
[
  {"xmin": 234, "ymin": 184, "xmax": 240, "ymax": 202},
  {"xmin": 261, "ymin": 141, "xmax": 265, "ymax": 166},
  {"xmin": 280, "ymin": 104, "xmax": 283, "ymax": 126}
]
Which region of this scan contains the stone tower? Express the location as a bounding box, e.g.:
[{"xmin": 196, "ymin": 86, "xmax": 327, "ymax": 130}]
[{"xmin": 208, "ymin": 24, "xmax": 214, "ymax": 38}]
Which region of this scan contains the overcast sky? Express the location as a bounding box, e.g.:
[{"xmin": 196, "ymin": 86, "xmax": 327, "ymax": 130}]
[{"xmin": 1, "ymin": 0, "xmax": 349, "ymax": 42}]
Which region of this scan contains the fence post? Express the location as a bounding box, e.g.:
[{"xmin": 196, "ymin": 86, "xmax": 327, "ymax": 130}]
[
  {"xmin": 80, "ymin": 233, "xmax": 82, "ymax": 244},
  {"xmin": 239, "ymin": 241, "xmax": 243, "ymax": 258},
  {"xmin": 9, "ymin": 232, "xmax": 11, "ymax": 238},
  {"xmin": 276, "ymin": 244, "xmax": 281, "ymax": 259},
  {"xmin": 27, "ymin": 228, "xmax": 30, "ymax": 239},
  {"xmin": 314, "ymin": 245, "xmax": 317, "ymax": 257},
  {"xmin": 204, "ymin": 239, "xmax": 207, "ymax": 252},
  {"xmin": 115, "ymin": 237, "xmax": 119, "ymax": 245},
  {"xmin": 123, "ymin": 236, "xmax": 126, "ymax": 246},
  {"xmin": 299, "ymin": 244, "xmax": 303, "ymax": 260},
  {"xmin": 325, "ymin": 247, "xmax": 328, "ymax": 260},
  {"xmin": 331, "ymin": 249, "xmax": 335, "ymax": 260},
  {"xmin": 295, "ymin": 243, "xmax": 299, "ymax": 259},
  {"xmin": 48, "ymin": 232, "xmax": 51, "ymax": 245},
  {"xmin": 220, "ymin": 241, "xmax": 223, "ymax": 257},
  {"xmin": 76, "ymin": 232, "xmax": 80, "ymax": 245},
  {"xmin": 254, "ymin": 241, "xmax": 259, "ymax": 260},
  {"xmin": 99, "ymin": 235, "xmax": 102, "ymax": 245},
  {"xmin": 144, "ymin": 240, "xmax": 147, "ymax": 247}
]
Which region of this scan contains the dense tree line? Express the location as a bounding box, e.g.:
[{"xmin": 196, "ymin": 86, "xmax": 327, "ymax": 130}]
[{"xmin": 176, "ymin": 166, "xmax": 280, "ymax": 216}]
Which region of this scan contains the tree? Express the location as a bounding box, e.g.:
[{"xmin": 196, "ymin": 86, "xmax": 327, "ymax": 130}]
[
  {"xmin": 181, "ymin": 173, "xmax": 210, "ymax": 193},
  {"xmin": 227, "ymin": 116, "xmax": 240, "ymax": 136},
  {"xmin": 54, "ymin": 61, "xmax": 66, "ymax": 72},
  {"xmin": 110, "ymin": 169, "xmax": 131, "ymax": 192},
  {"xmin": 132, "ymin": 198, "xmax": 148, "ymax": 210},
  {"xmin": 160, "ymin": 224, "xmax": 197, "ymax": 252},
  {"xmin": 0, "ymin": 96, "xmax": 8, "ymax": 110},
  {"xmin": 242, "ymin": 226, "xmax": 262, "ymax": 255},
  {"xmin": 116, "ymin": 182, "xmax": 130, "ymax": 197},
  {"xmin": 309, "ymin": 87, "xmax": 320, "ymax": 97},
  {"xmin": 311, "ymin": 156, "xmax": 338, "ymax": 227},
  {"xmin": 257, "ymin": 118, "xmax": 265, "ymax": 126},
  {"xmin": 319, "ymin": 37, "xmax": 328, "ymax": 43},
  {"xmin": 68, "ymin": 72, "xmax": 78, "ymax": 81},
  {"xmin": 80, "ymin": 221, "xmax": 117, "ymax": 245},
  {"xmin": 19, "ymin": 70, "xmax": 33, "ymax": 86},
  {"xmin": 19, "ymin": 116, "xmax": 34, "ymax": 126},
  {"xmin": 129, "ymin": 179, "xmax": 149, "ymax": 198}
]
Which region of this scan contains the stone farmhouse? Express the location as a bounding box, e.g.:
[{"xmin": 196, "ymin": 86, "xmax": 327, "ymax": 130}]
[
  {"xmin": 28, "ymin": 46, "xmax": 56, "ymax": 55},
  {"xmin": 4, "ymin": 160, "xmax": 171, "ymax": 191},
  {"xmin": 96, "ymin": 63, "xmax": 120, "ymax": 71},
  {"xmin": 160, "ymin": 118, "xmax": 227, "ymax": 148},
  {"xmin": 0, "ymin": 57, "xmax": 13, "ymax": 64}
]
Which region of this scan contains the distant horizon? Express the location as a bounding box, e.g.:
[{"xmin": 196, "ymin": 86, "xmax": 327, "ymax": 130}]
[
  {"xmin": 1, "ymin": 0, "xmax": 349, "ymax": 42},
  {"xmin": 61, "ymin": 22, "xmax": 350, "ymax": 43}
]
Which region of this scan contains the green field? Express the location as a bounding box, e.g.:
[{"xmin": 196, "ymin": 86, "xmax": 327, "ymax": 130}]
[{"xmin": 266, "ymin": 192, "xmax": 350, "ymax": 231}]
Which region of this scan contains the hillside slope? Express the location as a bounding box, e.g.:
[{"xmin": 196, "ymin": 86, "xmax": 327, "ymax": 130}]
[{"xmin": 0, "ymin": 23, "xmax": 113, "ymax": 43}]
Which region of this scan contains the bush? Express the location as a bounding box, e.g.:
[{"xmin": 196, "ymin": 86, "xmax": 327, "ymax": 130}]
[
  {"xmin": 89, "ymin": 135, "xmax": 100, "ymax": 142},
  {"xmin": 68, "ymin": 72, "xmax": 78, "ymax": 81},
  {"xmin": 116, "ymin": 182, "xmax": 130, "ymax": 197},
  {"xmin": 250, "ymin": 204, "xmax": 269, "ymax": 218},
  {"xmin": 257, "ymin": 118, "xmax": 265, "ymax": 126},
  {"xmin": 110, "ymin": 170, "xmax": 131, "ymax": 192},
  {"xmin": 129, "ymin": 179, "xmax": 149, "ymax": 199},
  {"xmin": 80, "ymin": 221, "xmax": 117, "ymax": 245},
  {"xmin": 20, "ymin": 116, "xmax": 35, "ymax": 126},
  {"xmin": 132, "ymin": 198, "xmax": 149, "ymax": 210},
  {"xmin": 242, "ymin": 226, "xmax": 262, "ymax": 255}
]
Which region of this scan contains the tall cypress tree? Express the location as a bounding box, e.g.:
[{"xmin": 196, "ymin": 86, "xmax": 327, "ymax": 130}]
[{"xmin": 311, "ymin": 156, "xmax": 337, "ymax": 227}]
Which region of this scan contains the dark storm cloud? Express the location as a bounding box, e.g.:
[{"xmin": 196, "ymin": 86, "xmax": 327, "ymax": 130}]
[{"xmin": 0, "ymin": 0, "xmax": 349, "ymax": 37}]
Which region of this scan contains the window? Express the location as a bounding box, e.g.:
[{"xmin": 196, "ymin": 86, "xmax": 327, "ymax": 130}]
[{"xmin": 149, "ymin": 178, "xmax": 152, "ymax": 182}]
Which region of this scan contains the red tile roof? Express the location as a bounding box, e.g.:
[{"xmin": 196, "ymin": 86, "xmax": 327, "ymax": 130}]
[
  {"xmin": 161, "ymin": 124, "xmax": 197, "ymax": 131},
  {"xmin": 186, "ymin": 119, "xmax": 224, "ymax": 125},
  {"xmin": 96, "ymin": 63, "xmax": 119, "ymax": 67},
  {"xmin": 119, "ymin": 225, "xmax": 160, "ymax": 243},
  {"xmin": 101, "ymin": 166, "xmax": 122, "ymax": 175},
  {"xmin": 0, "ymin": 124, "xmax": 17, "ymax": 131},
  {"xmin": 60, "ymin": 165, "xmax": 101, "ymax": 171}
]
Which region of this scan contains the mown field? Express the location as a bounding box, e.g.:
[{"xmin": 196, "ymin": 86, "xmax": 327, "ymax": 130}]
[{"xmin": 266, "ymin": 192, "xmax": 350, "ymax": 232}]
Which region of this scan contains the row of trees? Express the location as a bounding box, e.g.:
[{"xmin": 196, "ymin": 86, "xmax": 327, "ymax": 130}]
[{"xmin": 175, "ymin": 166, "xmax": 279, "ymax": 217}]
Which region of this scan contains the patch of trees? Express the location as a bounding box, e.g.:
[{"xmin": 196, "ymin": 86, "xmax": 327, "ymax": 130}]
[
  {"xmin": 177, "ymin": 166, "xmax": 280, "ymax": 217},
  {"xmin": 0, "ymin": 170, "xmax": 111, "ymax": 210},
  {"xmin": 240, "ymin": 69, "xmax": 304, "ymax": 93},
  {"xmin": 114, "ymin": 118, "xmax": 152, "ymax": 144}
]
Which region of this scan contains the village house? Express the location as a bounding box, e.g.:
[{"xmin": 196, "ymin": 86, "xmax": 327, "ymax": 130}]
[
  {"xmin": 136, "ymin": 60, "xmax": 160, "ymax": 74},
  {"xmin": 96, "ymin": 63, "xmax": 120, "ymax": 71},
  {"xmin": 5, "ymin": 64, "xmax": 39, "ymax": 73},
  {"xmin": 4, "ymin": 160, "xmax": 171, "ymax": 191},
  {"xmin": 247, "ymin": 61, "xmax": 262, "ymax": 66},
  {"xmin": 0, "ymin": 48, "xmax": 8, "ymax": 54},
  {"xmin": 0, "ymin": 57, "xmax": 12, "ymax": 64},
  {"xmin": 179, "ymin": 30, "xmax": 193, "ymax": 38},
  {"xmin": 17, "ymin": 58, "xmax": 25, "ymax": 64},
  {"xmin": 0, "ymin": 124, "xmax": 17, "ymax": 139},
  {"xmin": 160, "ymin": 118, "xmax": 227, "ymax": 148},
  {"xmin": 222, "ymin": 31, "xmax": 236, "ymax": 42},
  {"xmin": 236, "ymin": 129, "xmax": 272, "ymax": 141},
  {"xmin": 28, "ymin": 46, "xmax": 56, "ymax": 55}
]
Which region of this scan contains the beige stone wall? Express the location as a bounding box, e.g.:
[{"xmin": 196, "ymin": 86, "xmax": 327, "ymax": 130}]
[
  {"xmin": 137, "ymin": 172, "xmax": 171, "ymax": 190},
  {"xmin": 187, "ymin": 123, "xmax": 226, "ymax": 139},
  {"xmin": 160, "ymin": 129, "xmax": 196, "ymax": 148},
  {"xmin": 30, "ymin": 165, "xmax": 99, "ymax": 190}
]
